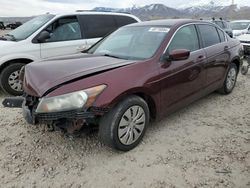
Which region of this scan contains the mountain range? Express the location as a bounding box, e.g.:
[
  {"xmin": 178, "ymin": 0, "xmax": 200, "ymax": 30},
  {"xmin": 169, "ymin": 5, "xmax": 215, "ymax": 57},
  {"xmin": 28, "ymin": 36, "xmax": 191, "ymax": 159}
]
[
  {"xmin": 1, "ymin": 3, "xmax": 250, "ymax": 23},
  {"xmin": 94, "ymin": 3, "xmax": 250, "ymax": 21}
]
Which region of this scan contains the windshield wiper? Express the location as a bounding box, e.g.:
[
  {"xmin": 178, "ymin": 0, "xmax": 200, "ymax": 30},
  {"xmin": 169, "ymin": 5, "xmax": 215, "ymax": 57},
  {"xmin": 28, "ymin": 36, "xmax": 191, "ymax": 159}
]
[
  {"xmin": 5, "ymin": 34, "xmax": 16, "ymax": 41},
  {"xmin": 103, "ymin": 53, "xmax": 120, "ymax": 58},
  {"xmin": 103, "ymin": 53, "xmax": 128, "ymax": 60}
]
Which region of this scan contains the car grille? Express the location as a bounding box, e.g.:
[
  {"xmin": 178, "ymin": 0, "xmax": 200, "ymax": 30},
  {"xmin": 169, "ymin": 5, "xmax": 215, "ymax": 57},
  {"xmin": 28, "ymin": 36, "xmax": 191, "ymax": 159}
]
[
  {"xmin": 243, "ymin": 45, "xmax": 250, "ymax": 55},
  {"xmin": 35, "ymin": 110, "xmax": 95, "ymax": 121}
]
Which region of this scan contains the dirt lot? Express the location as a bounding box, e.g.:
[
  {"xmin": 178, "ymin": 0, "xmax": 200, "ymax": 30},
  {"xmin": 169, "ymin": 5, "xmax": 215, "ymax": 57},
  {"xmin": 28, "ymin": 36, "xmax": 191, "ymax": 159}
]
[{"xmin": 0, "ymin": 28, "xmax": 249, "ymax": 187}]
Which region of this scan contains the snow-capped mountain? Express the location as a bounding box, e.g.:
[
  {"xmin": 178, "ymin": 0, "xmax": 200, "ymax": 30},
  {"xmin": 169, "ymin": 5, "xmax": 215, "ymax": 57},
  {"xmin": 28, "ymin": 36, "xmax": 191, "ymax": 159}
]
[{"xmin": 93, "ymin": 3, "xmax": 250, "ymax": 21}]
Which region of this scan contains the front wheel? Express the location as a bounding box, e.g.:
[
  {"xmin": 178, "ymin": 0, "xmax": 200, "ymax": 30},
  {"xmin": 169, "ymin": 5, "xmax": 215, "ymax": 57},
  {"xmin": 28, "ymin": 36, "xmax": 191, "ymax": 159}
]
[
  {"xmin": 0, "ymin": 63, "xmax": 25, "ymax": 96},
  {"xmin": 218, "ymin": 63, "xmax": 238, "ymax": 94},
  {"xmin": 98, "ymin": 95, "xmax": 150, "ymax": 151}
]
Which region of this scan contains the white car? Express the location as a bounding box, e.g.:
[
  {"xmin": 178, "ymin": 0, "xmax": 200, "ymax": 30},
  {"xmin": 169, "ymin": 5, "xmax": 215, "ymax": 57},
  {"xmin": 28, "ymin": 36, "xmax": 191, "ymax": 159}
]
[
  {"xmin": 230, "ymin": 20, "xmax": 250, "ymax": 38},
  {"xmin": 0, "ymin": 11, "xmax": 140, "ymax": 95},
  {"xmin": 237, "ymin": 30, "xmax": 250, "ymax": 56},
  {"xmin": 237, "ymin": 30, "xmax": 250, "ymax": 74}
]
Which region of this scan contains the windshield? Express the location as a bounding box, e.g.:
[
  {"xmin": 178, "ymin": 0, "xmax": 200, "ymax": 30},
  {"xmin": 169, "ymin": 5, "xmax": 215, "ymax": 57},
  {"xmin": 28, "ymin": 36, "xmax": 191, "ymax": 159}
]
[
  {"xmin": 230, "ymin": 22, "xmax": 250, "ymax": 30},
  {"xmin": 8, "ymin": 14, "xmax": 55, "ymax": 41},
  {"xmin": 89, "ymin": 26, "xmax": 169, "ymax": 60}
]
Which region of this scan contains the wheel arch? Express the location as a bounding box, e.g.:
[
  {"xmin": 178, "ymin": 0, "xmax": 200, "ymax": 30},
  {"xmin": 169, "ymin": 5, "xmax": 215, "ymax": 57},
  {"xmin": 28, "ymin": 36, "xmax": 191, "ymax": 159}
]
[
  {"xmin": 0, "ymin": 58, "xmax": 33, "ymax": 74},
  {"xmin": 108, "ymin": 89, "xmax": 158, "ymax": 120},
  {"xmin": 231, "ymin": 56, "xmax": 241, "ymax": 74}
]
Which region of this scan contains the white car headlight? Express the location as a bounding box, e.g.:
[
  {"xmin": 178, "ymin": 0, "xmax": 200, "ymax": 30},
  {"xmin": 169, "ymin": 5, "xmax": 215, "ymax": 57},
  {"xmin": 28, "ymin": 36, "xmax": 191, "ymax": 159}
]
[{"xmin": 36, "ymin": 85, "xmax": 106, "ymax": 113}]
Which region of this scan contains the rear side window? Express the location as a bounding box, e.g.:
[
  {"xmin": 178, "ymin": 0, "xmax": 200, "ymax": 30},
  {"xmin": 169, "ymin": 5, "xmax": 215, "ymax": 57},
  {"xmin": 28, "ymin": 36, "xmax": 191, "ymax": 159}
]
[
  {"xmin": 198, "ymin": 25, "xmax": 220, "ymax": 48},
  {"xmin": 115, "ymin": 16, "xmax": 137, "ymax": 27},
  {"xmin": 81, "ymin": 15, "xmax": 117, "ymax": 39},
  {"xmin": 168, "ymin": 25, "xmax": 200, "ymax": 52},
  {"xmin": 214, "ymin": 21, "xmax": 225, "ymax": 29},
  {"xmin": 217, "ymin": 28, "xmax": 225, "ymax": 42}
]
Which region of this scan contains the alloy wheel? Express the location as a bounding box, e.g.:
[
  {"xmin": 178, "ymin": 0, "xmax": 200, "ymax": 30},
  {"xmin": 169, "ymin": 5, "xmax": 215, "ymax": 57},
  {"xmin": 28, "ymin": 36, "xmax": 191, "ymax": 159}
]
[
  {"xmin": 226, "ymin": 67, "xmax": 236, "ymax": 91},
  {"xmin": 8, "ymin": 70, "xmax": 23, "ymax": 92}
]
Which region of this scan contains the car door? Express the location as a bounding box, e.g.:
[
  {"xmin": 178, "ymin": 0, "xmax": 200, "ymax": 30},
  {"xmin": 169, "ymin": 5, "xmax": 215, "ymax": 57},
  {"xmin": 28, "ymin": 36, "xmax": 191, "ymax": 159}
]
[
  {"xmin": 197, "ymin": 24, "xmax": 230, "ymax": 87},
  {"xmin": 80, "ymin": 15, "xmax": 118, "ymax": 49},
  {"xmin": 159, "ymin": 24, "xmax": 207, "ymax": 116},
  {"xmin": 40, "ymin": 16, "xmax": 87, "ymax": 59}
]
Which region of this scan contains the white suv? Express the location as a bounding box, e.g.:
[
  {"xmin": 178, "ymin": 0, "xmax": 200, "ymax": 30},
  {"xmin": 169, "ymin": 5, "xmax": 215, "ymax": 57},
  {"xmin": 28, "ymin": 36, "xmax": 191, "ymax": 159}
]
[
  {"xmin": 230, "ymin": 20, "xmax": 250, "ymax": 38},
  {"xmin": 0, "ymin": 11, "xmax": 140, "ymax": 95}
]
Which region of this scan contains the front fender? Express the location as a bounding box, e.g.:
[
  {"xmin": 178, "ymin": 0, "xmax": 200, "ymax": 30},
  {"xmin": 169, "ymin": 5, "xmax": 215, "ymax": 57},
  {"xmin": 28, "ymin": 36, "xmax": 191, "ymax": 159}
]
[{"xmin": 0, "ymin": 53, "xmax": 38, "ymax": 67}]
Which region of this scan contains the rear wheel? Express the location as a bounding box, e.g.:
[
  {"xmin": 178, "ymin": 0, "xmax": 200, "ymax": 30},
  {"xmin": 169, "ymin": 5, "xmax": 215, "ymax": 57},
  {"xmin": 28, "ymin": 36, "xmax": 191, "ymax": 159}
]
[
  {"xmin": 98, "ymin": 95, "xmax": 149, "ymax": 151},
  {"xmin": 0, "ymin": 63, "xmax": 25, "ymax": 96},
  {"xmin": 218, "ymin": 63, "xmax": 238, "ymax": 94}
]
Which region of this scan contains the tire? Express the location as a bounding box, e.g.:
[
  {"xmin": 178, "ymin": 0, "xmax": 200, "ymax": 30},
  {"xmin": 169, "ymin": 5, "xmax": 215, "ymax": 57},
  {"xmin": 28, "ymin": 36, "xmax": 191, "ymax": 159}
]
[
  {"xmin": 218, "ymin": 63, "xmax": 238, "ymax": 94},
  {"xmin": 98, "ymin": 95, "xmax": 150, "ymax": 151},
  {"xmin": 0, "ymin": 63, "xmax": 25, "ymax": 96},
  {"xmin": 241, "ymin": 66, "xmax": 248, "ymax": 75}
]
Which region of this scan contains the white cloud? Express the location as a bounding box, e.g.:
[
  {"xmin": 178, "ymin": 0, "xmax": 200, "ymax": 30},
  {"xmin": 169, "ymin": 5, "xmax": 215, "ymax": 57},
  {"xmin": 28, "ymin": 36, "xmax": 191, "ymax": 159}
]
[{"xmin": 0, "ymin": 0, "xmax": 248, "ymax": 17}]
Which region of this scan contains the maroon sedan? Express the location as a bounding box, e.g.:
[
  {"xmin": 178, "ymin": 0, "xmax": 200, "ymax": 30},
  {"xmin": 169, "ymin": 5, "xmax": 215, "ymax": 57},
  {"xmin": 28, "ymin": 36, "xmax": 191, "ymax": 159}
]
[{"xmin": 3, "ymin": 19, "xmax": 243, "ymax": 151}]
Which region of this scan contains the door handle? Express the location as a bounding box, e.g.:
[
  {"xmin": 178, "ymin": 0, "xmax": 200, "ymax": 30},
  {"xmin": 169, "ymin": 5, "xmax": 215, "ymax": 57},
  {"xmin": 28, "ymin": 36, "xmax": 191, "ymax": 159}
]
[
  {"xmin": 76, "ymin": 45, "xmax": 87, "ymax": 51},
  {"xmin": 224, "ymin": 46, "xmax": 229, "ymax": 51},
  {"xmin": 197, "ymin": 55, "xmax": 206, "ymax": 61}
]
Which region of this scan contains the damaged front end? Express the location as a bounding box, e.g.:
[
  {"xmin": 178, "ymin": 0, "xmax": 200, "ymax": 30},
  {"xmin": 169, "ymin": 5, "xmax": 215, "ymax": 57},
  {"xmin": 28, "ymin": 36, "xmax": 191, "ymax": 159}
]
[{"xmin": 2, "ymin": 86, "xmax": 109, "ymax": 134}]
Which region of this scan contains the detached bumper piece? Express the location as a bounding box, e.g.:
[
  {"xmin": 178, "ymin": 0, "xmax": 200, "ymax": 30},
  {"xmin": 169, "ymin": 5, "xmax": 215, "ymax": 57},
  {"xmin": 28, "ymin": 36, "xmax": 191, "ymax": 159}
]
[{"xmin": 2, "ymin": 97, "xmax": 24, "ymax": 108}]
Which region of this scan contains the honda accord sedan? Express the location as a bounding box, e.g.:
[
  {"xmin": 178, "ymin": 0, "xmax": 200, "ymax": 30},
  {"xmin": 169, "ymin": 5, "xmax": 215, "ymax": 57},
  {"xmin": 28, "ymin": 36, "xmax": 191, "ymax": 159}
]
[{"xmin": 3, "ymin": 19, "xmax": 243, "ymax": 151}]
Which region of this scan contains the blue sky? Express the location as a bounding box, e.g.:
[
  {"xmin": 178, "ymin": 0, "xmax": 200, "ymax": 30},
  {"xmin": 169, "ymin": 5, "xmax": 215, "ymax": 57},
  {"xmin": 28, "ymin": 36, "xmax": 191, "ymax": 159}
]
[{"xmin": 0, "ymin": 0, "xmax": 247, "ymax": 17}]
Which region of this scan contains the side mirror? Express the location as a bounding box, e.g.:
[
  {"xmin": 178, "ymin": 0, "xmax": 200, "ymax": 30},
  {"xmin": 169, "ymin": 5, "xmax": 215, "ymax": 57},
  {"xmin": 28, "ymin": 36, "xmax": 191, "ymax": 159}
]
[
  {"xmin": 37, "ymin": 31, "xmax": 50, "ymax": 43},
  {"xmin": 162, "ymin": 49, "xmax": 190, "ymax": 62}
]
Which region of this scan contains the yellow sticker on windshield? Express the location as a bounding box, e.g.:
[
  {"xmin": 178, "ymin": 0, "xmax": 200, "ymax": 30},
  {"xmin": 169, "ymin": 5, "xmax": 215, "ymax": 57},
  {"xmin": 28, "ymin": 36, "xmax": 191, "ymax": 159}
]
[{"xmin": 149, "ymin": 27, "xmax": 170, "ymax": 33}]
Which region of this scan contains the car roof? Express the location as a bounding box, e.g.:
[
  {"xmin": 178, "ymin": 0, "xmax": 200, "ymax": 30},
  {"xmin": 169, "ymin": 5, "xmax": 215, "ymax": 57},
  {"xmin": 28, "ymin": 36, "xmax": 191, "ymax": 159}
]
[
  {"xmin": 53, "ymin": 11, "xmax": 141, "ymax": 21},
  {"xmin": 126, "ymin": 19, "xmax": 212, "ymax": 27},
  {"xmin": 231, "ymin": 20, "xmax": 250, "ymax": 22}
]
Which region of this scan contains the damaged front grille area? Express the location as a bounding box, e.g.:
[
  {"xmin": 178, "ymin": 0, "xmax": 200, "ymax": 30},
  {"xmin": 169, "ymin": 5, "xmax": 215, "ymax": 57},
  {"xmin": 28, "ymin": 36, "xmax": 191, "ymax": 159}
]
[
  {"xmin": 35, "ymin": 110, "xmax": 95, "ymax": 122},
  {"xmin": 243, "ymin": 45, "xmax": 250, "ymax": 55},
  {"xmin": 24, "ymin": 94, "xmax": 39, "ymax": 108}
]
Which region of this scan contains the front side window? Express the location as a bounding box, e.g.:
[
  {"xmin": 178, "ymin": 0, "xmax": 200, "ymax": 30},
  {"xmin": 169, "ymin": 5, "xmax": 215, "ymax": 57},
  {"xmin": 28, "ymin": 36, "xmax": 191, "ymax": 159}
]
[
  {"xmin": 45, "ymin": 16, "xmax": 81, "ymax": 42},
  {"xmin": 89, "ymin": 26, "xmax": 169, "ymax": 60},
  {"xmin": 198, "ymin": 25, "xmax": 220, "ymax": 48},
  {"xmin": 168, "ymin": 25, "xmax": 200, "ymax": 52}
]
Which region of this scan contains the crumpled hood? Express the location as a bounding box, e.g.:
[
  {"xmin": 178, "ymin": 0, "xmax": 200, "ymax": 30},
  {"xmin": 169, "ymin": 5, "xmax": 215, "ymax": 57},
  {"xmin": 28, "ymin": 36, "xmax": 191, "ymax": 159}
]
[{"xmin": 23, "ymin": 54, "xmax": 135, "ymax": 96}]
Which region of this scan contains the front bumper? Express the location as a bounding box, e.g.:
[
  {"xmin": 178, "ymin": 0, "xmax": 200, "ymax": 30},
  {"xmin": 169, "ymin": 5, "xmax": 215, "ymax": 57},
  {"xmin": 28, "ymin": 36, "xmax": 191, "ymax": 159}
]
[
  {"xmin": 2, "ymin": 96, "xmax": 107, "ymax": 125},
  {"xmin": 22, "ymin": 103, "xmax": 96, "ymax": 125},
  {"xmin": 241, "ymin": 43, "xmax": 250, "ymax": 56}
]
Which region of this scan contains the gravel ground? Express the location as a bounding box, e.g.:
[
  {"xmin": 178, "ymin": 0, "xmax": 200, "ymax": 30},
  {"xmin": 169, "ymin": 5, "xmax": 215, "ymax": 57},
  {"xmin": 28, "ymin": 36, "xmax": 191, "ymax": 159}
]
[
  {"xmin": 0, "ymin": 71, "xmax": 249, "ymax": 188},
  {"xmin": 0, "ymin": 29, "xmax": 249, "ymax": 187}
]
